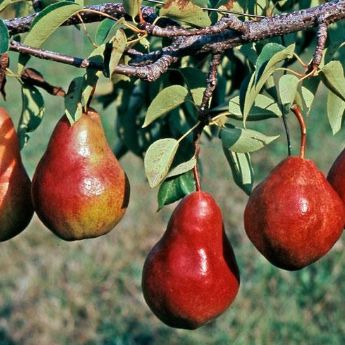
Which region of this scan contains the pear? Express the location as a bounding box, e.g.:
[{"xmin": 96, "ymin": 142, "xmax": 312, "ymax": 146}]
[
  {"xmin": 32, "ymin": 108, "xmax": 130, "ymax": 241},
  {"xmin": 0, "ymin": 108, "xmax": 33, "ymax": 241},
  {"xmin": 142, "ymin": 191, "xmax": 240, "ymax": 329},
  {"xmin": 244, "ymin": 156, "xmax": 345, "ymax": 270},
  {"xmin": 328, "ymin": 148, "xmax": 345, "ymax": 205}
]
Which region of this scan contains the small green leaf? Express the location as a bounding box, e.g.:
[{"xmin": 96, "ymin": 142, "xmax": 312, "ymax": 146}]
[
  {"xmin": 321, "ymin": 61, "xmax": 345, "ymax": 102},
  {"xmin": 109, "ymin": 29, "xmax": 127, "ymax": 79},
  {"xmin": 239, "ymin": 43, "xmax": 258, "ymax": 66},
  {"xmin": 95, "ymin": 19, "xmax": 116, "ymax": 45},
  {"xmin": 81, "ymin": 44, "xmax": 106, "ymax": 106},
  {"xmin": 327, "ymin": 90, "xmax": 345, "ymax": 134},
  {"xmin": 221, "ymin": 126, "xmax": 279, "ymax": 153},
  {"xmin": 295, "ymin": 86, "xmax": 314, "ymax": 116},
  {"xmin": 18, "ymin": 84, "xmax": 45, "ymax": 148},
  {"xmin": 157, "ymin": 171, "xmax": 196, "ymax": 210},
  {"xmin": 64, "ymin": 77, "xmax": 83, "ymax": 124},
  {"xmin": 255, "ymin": 43, "xmax": 287, "ymax": 82},
  {"xmin": 0, "ymin": 19, "xmax": 9, "ymax": 53},
  {"xmin": 143, "ymin": 85, "xmax": 190, "ymax": 127},
  {"xmin": 123, "ymin": 0, "xmax": 142, "ymax": 20},
  {"xmin": 166, "ymin": 157, "xmax": 196, "ymax": 178},
  {"xmin": 18, "ymin": 2, "xmax": 81, "ymax": 72},
  {"xmin": 279, "ymin": 74, "xmax": 299, "ymax": 108},
  {"xmin": 229, "ymin": 94, "xmax": 282, "ymax": 119},
  {"xmin": 144, "ymin": 138, "xmax": 179, "ymax": 188},
  {"xmin": 24, "ymin": 2, "xmax": 81, "ymax": 48},
  {"xmin": 242, "ymin": 44, "xmax": 295, "ymax": 122},
  {"xmin": 179, "ymin": 67, "xmax": 206, "ymax": 106},
  {"xmin": 160, "ymin": 0, "xmax": 211, "ymax": 27},
  {"xmin": 0, "ymin": 0, "xmax": 24, "ymax": 12},
  {"xmin": 223, "ymin": 147, "xmax": 253, "ymax": 195}
]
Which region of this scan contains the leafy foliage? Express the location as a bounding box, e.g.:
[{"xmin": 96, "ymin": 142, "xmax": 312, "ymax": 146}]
[{"xmin": 1, "ymin": 0, "xmax": 345, "ymax": 206}]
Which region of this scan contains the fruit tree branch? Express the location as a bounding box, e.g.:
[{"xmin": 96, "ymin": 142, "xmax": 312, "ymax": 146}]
[{"xmin": 4, "ymin": 1, "xmax": 345, "ymax": 81}]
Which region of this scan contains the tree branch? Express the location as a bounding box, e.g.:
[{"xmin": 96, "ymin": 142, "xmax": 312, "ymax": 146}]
[
  {"xmin": 5, "ymin": 1, "xmax": 345, "ymax": 81},
  {"xmin": 5, "ymin": 3, "xmax": 158, "ymax": 36}
]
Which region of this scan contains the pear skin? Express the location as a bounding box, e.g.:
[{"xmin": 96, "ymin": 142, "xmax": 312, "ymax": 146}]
[
  {"xmin": 32, "ymin": 108, "xmax": 130, "ymax": 240},
  {"xmin": 0, "ymin": 108, "xmax": 33, "ymax": 241},
  {"xmin": 142, "ymin": 191, "xmax": 240, "ymax": 329},
  {"xmin": 328, "ymin": 148, "xmax": 345, "ymax": 208},
  {"xmin": 244, "ymin": 156, "xmax": 345, "ymax": 270}
]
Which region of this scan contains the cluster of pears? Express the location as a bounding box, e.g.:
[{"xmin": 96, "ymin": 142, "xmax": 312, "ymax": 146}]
[
  {"xmin": 0, "ymin": 107, "xmax": 129, "ymax": 242},
  {"xmin": 3, "ymin": 103, "xmax": 345, "ymax": 330},
  {"xmin": 141, "ymin": 154, "xmax": 345, "ymax": 329}
]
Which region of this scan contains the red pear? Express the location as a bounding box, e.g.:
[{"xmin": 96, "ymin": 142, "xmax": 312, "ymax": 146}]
[
  {"xmin": 328, "ymin": 148, "xmax": 345, "ymax": 206},
  {"xmin": 244, "ymin": 156, "xmax": 345, "ymax": 270},
  {"xmin": 0, "ymin": 108, "xmax": 33, "ymax": 241},
  {"xmin": 142, "ymin": 191, "xmax": 240, "ymax": 329},
  {"xmin": 32, "ymin": 108, "xmax": 130, "ymax": 240}
]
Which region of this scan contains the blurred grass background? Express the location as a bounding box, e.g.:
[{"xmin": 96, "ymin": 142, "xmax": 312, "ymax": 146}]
[{"xmin": 0, "ymin": 16, "xmax": 345, "ymax": 345}]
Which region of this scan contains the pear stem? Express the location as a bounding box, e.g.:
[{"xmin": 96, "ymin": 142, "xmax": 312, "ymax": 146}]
[
  {"xmin": 86, "ymin": 85, "xmax": 96, "ymax": 111},
  {"xmin": 291, "ymin": 104, "xmax": 306, "ymax": 159},
  {"xmin": 193, "ymin": 162, "xmax": 201, "ymax": 192}
]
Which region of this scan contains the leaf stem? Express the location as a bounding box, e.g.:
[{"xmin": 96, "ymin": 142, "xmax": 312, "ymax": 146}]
[
  {"xmin": 293, "ymin": 53, "xmax": 308, "ymax": 69},
  {"xmin": 276, "ymin": 67, "xmax": 303, "ymax": 77},
  {"xmin": 177, "ymin": 121, "xmax": 201, "ymax": 143}
]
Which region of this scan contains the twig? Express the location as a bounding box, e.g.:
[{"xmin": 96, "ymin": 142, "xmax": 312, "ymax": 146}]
[
  {"xmin": 5, "ymin": 1, "xmax": 345, "ymax": 82},
  {"xmin": 199, "ymin": 54, "xmax": 223, "ymax": 118},
  {"xmin": 9, "ymin": 41, "xmax": 103, "ymax": 69},
  {"xmin": 9, "ymin": 40, "xmax": 177, "ymax": 81},
  {"xmin": 143, "ymin": 0, "xmax": 267, "ymax": 18},
  {"xmin": 139, "ymin": 15, "xmax": 248, "ymax": 37},
  {"xmin": 310, "ymin": 21, "xmax": 328, "ymax": 71}
]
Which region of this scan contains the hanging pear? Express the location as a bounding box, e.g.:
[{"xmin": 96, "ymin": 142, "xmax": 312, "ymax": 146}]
[
  {"xmin": 32, "ymin": 108, "xmax": 130, "ymax": 240},
  {"xmin": 0, "ymin": 107, "xmax": 33, "ymax": 241},
  {"xmin": 328, "ymin": 148, "xmax": 345, "ymax": 206},
  {"xmin": 142, "ymin": 191, "xmax": 240, "ymax": 329},
  {"xmin": 244, "ymin": 156, "xmax": 345, "ymax": 270}
]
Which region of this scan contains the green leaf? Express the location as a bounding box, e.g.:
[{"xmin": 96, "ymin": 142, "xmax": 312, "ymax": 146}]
[
  {"xmin": 279, "ymin": 74, "xmax": 299, "ymax": 111},
  {"xmin": 64, "ymin": 77, "xmax": 84, "ymax": 124},
  {"xmin": 239, "ymin": 43, "xmax": 258, "ymax": 66},
  {"xmin": 166, "ymin": 156, "xmax": 196, "ymax": 178},
  {"xmin": 223, "ymin": 147, "xmax": 253, "ymax": 195},
  {"xmin": 18, "ymin": 2, "xmax": 81, "ymax": 72},
  {"xmin": 160, "ymin": 0, "xmax": 211, "ymax": 27},
  {"xmin": 320, "ymin": 61, "xmax": 345, "ymax": 102},
  {"xmin": 179, "ymin": 67, "xmax": 206, "ymax": 106},
  {"xmin": 18, "ymin": 84, "xmax": 45, "ymax": 148},
  {"xmin": 242, "ymin": 44, "xmax": 295, "ymax": 122},
  {"xmin": 0, "ymin": 0, "xmax": 24, "ymax": 12},
  {"xmin": 221, "ymin": 126, "xmax": 279, "ymax": 153},
  {"xmin": 95, "ymin": 19, "xmax": 116, "ymax": 45},
  {"xmin": 24, "ymin": 2, "xmax": 81, "ymax": 47},
  {"xmin": 228, "ymin": 94, "xmax": 282, "ymax": 120},
  {"xmin": 81, "ymin": 44, "xmax": 106, "ymax": 106},
  {"xmin": 295, "ymin": 86, "xmax": 314, "ymax": 116},
  {"xmin": 144, "ymin": 138, "xmax": 179, "ymax": 188},
  {"xmin": 109, "ymin": 29, "xmax": 127, "ymax": 80},
  {"xmin": 157, "ymin": 171, "xmax": 196, "ymax": 210},
  {"xmin": 143, "ymin": 85, "xmax": 190, "ymax": 127},
  {"xmin": 123, "ymin": 0, "xmax": 142, "ymax": 20},
  {"xmin": 0, "ymin": 19, "xmax": 9, "ymax": 54},
  {"xmin": 255, "ymin": 43, "xmax": 287, "ymax": 82},
  {"xmin": 327, "ymin": 90, "xmax": 345, "ymax": 135}
]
